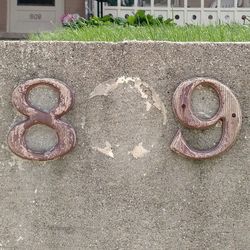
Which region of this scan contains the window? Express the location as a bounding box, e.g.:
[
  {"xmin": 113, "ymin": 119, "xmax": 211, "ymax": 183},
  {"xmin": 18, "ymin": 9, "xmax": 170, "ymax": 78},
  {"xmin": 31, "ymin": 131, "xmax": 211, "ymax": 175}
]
[{"xmin": 17, "ymin": 0, "xmax": 55, "ymax": 6}]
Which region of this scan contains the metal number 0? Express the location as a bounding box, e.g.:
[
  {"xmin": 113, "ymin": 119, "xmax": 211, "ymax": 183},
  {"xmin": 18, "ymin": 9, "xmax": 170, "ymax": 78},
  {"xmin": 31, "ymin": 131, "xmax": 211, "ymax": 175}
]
[
  {"xmin": 170, "ymin": 78, "xmax": 242, "ymax": 159},
  {"xmin": 8, "ymin": 78, "xmax": 76, "ymax": 161}
]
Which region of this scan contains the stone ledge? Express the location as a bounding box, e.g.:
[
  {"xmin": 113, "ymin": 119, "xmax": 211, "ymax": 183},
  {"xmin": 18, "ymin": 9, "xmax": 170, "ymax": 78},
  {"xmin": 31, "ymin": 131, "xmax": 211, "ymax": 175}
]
[{"xmin": 0, "ymin": 32, "xmax": 27, "ymax": 40}]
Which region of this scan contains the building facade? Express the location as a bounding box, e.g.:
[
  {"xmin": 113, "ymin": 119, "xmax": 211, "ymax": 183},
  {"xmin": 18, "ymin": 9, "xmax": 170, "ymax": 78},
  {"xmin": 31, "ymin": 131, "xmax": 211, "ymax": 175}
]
[
  {"xmin": 0, "ymin": 0, "xmax": 85, "ymax": 33},
  {"xmin": 0, "ymin": 0, "xmax": 249, "ymax": 34},
  {"xmin": 99, "ymin": 0, "xmax": 250, "ymax": 25}
]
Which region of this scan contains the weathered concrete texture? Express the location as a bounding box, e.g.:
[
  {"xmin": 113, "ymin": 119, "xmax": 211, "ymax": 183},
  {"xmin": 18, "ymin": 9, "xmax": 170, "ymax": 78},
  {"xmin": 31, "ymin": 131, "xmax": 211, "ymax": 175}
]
[{"xmin": 0, "ymin": 41, "xmax": 249, "ymax": 249}]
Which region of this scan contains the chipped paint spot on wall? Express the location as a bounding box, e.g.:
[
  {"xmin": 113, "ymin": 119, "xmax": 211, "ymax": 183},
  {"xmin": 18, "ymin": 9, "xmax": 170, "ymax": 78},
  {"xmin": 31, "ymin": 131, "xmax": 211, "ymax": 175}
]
[
  {"xmin": 92, "ymin": 141, "xmax": 114, "ymax": 158},
  {"xmin": 145, "ymin": 101, "xmax": 152, "ymax": 111},
  {"xmin": 89, "ymin": 79, "xmax": 119, "ymax": 98},
  {"xmin": 129, "ymin": 142, "xmax": 150, "ymax": 159},
  {"xmin": 16, "ymin": 236, "xmax": 24, "ymax": 242},
  {"xmin": 89, "ymin": 77, "xmax": 167, "ymax": 125}
]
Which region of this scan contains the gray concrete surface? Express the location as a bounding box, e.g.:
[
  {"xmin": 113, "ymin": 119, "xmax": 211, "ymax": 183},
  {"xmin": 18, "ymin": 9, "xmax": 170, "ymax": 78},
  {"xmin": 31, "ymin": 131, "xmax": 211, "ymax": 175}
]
[{"xmin": 0, "ymin": 41, "xmax": 249, "ymax": 249}]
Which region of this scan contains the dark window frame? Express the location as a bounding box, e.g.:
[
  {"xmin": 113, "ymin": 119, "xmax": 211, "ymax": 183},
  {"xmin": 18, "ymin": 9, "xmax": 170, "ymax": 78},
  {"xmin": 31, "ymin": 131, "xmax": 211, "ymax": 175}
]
[{"xmin": 17, "ymin": 0, "xmax": 55, "ymax": 6}]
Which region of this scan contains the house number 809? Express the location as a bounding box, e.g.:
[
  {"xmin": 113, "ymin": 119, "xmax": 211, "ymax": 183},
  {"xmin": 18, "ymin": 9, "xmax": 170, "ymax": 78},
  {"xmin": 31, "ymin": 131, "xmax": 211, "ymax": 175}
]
[
  {"xmin": 7, "ymin": 78, "xmax": 242, "ymax": 161},
  {"xmin": 30, "ymin": 14, "xmax": 42, "ymax": 20}
]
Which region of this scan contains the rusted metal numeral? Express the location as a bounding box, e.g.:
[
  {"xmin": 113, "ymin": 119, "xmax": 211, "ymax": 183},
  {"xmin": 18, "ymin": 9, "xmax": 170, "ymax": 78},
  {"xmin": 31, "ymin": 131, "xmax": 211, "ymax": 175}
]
[
  {"xmin": 171, "ymin": 78, "xmax": 242, "ymax": 159},
  {"xmin": 8, "ymin": 78, "xmax": 76, "ymax": 161}
]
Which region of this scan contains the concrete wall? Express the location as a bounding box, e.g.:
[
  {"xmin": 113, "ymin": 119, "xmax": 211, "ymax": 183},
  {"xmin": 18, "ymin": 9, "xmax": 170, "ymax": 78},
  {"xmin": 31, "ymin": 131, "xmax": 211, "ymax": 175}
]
[
  {"xmin": 0, "ymin": 41, "xmax": 249, "ymax": 249},
  {"xmin": 0, "ymin": 0, "xmax": 7, "ymax": 31}
]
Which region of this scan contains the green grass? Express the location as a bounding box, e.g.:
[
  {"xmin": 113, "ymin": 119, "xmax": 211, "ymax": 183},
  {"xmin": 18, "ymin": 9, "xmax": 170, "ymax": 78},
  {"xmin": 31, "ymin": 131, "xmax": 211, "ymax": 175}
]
[{"xmin": 29, "ymin": 24, "xmax": 250, "ymax": 42}]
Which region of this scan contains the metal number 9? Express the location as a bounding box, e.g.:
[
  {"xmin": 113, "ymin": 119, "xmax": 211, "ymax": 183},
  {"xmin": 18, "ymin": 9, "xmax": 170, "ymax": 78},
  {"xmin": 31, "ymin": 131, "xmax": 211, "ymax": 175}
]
[{"xmin": 170, "ymin": 78, "xmax": 242, "ymax": 159}]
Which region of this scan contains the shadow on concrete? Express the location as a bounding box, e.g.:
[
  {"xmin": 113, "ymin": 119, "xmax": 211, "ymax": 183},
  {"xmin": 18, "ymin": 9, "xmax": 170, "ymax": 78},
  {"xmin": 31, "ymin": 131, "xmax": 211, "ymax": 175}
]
[{"xmin": 0, "ymin": 32, "xmax": 28, "ymax": 40}]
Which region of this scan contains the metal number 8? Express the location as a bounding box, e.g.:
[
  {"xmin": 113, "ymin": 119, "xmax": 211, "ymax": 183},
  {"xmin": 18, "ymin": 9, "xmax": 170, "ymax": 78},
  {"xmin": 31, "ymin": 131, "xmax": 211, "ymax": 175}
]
[
  {"xmin": 170, "ymin": 78, "xmax": 242, "ymax": 159},
  {"xmin": 8, "ymin": 78, "xmax": 76, "ymax": 161}
]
